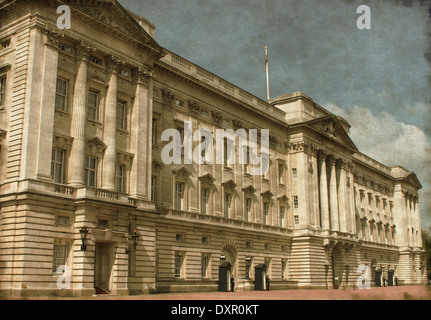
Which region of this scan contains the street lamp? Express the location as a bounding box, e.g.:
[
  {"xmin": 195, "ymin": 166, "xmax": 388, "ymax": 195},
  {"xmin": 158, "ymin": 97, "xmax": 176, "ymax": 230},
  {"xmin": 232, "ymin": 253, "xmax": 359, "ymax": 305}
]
[
  {"xmin": 220, "ymin": 255, "xmax": 226, "ymax": 262},
  {"xmin": 79, "ymin": 226, "xmax": 89, "ymax": 251},
  {"xmin": 126, "ymin": 230, "xmax": 140, "ymax": 254}
]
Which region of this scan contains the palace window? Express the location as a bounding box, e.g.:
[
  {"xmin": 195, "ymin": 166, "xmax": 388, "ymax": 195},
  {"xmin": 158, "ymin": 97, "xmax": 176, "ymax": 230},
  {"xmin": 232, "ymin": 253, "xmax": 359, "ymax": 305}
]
[
  {"xmin": 292, "ymin": 168, "xmax": 297, "ymax": 178},
  {"xmin": 116, "ymin": 100, "xmax": 127, "ymax": 130},
  {"xmin": 263, "ymin": 202, "xmax": 269, "ymax": 225},
  {"xmin": 175, "ymin": 182, "xmax": 184, "ymax": 210},
  {"xmin": 0, "ymin": 75, "xmax": 6, "ymax": 107},
  {"xmin": 151, "ymin": 176, "xmax": 157, "ymax": 201},
  {"xmin": 280, "ymin": 206, "xmax": 285, "ymax": 227},
  {"xmin": 201, "ymin": 254, "xmax": 209, "ymax": 278},
  {"xmin": 294, "ymin": 215, "xmax": 299, "ymax": 225},
  {"xmin": 245, "ymin": 257, "xmax": 252, "ymax": 279},
  {"xmin": 51, "ymin": 149, "xmax": 65, "ymax": 184},
  {"xmin": 152, "ymin": 118, "xmax": 158, "ymax": 145},
  {"xmin": 174, "ymin": 252, "xmax": 184, "ymax": 278},
  {"xmin": 245, "ymin": 198, "xmax": 251, "ymax": 222},
  {"xmin": 87, "ymin": 90, "xmax": 99, "ymax": 121},
  {"xmin": 56, "ymin": 216, "xmax": 69, "ymax": 226},
  {"xmin": 52, "ymin": 244, "xmax": 68, "ymax": 273},
  {"xmin": 85, "ymin": 156, "xmax": 97, "ymax": 187},
  {"xmin": 55, "ymin": 78, "xmax": 68, "ymax": 111},
  {"xmin": 293, "ymin": 195, "xmax": 299, "ymax": 209},
  {"xmin": 115, "ymin": 164, "xmax": 125, "ymax": 193},
  {"xmin": 278, "ymin": 164, "xmax": 284, "ymax": 184},
  {"xmin": 224, "ymin": 193, "xmax": 232, "ymax": 218},
  {"xmin": 281, "ymin": 259, "xmax": 287, "ymax": 279},
  {"xmin": 201, "ymin": 188, "xmax": 209, "ymax": 214}
]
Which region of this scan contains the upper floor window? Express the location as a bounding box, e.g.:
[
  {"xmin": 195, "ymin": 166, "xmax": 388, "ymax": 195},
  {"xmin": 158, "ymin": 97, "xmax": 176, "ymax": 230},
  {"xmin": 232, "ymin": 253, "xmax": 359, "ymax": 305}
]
[
  {"xmin": 115, "ymin": 164, "xmax": 125, "ymax": 193},
  {"xmin": 263, "ymin": 202, "xmax": 269, "ymax": 224},
  {"xmin": 151, "ymin": 176, "xmax": 157, "ymax": 201},
  {"xmin": 244, "ymin": 198, "xmax": 251, "ymax": 222},
  {"xmin": 85, "ymin": 157, "xmax": 97, "ymax": 187},
  {"xmin": 292, "ymin": 168, "xmax": 297, "ymax": 179},
  {"xmin": 0, "ymin": 75, "xmax": 6, "ymax": 107},
  {"xmin": 278, "ymin": 164, "xmax": 284, "ymax": 184},
  {"xmin": 55, "ymin": 78, "xmax": 68, "ymax": 111},
  {"xmin": 152, "ymin": 118, "xmax": 158, "ymax": 145},
  {"xmin": 293, "ymin": 195, "xmax": 299, "ymax": 209},
  {"xmin": 175, "ymin": 182, "xmax": 184, "ymax": 210},
  {"xmin": 224, "ymin": 193, "xmax": 232, "ymax": 218},
  {"xmin": 87, "ymin": 90, "xmax": 99, "ymax": 121},
  {"xmin": 51, "ymin": 149, "xmax": 65, "ymax": 184},
  {"xmin": 116, "ymin": 100, "xmax": 127, "ymax": 130},
  {"xmin": 201, "ymin": 188, "xmax": 209, "ymax": 214}
]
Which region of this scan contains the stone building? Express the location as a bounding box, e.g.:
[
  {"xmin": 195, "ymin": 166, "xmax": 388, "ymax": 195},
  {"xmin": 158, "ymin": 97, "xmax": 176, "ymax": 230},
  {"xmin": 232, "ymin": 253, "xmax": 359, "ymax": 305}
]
[{"xmin": 0, "ymin": 0, "xmax": 426, "ymax": 297}]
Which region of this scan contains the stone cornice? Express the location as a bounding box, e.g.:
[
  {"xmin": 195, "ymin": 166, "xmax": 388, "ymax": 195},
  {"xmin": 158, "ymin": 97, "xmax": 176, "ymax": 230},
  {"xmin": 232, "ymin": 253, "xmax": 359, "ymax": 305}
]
[{"xmin": 153, "ymin": 61, "xmax": 289, "ymax": 131}]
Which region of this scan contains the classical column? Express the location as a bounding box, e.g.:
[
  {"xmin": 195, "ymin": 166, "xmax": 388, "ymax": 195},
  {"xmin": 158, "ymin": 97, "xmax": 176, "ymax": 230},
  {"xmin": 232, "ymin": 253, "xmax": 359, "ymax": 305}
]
[
  {"xmin": 415, "ymin": 196, "xmax": 422, "ymax": 247},
  {"xmin": 347, "ymin": 162, "xmax": 356, "ymax": 234},
  {"xmin": 34, "ymin": 27, "xmax": 62, "ymax": 181},
  {"xmin": 328, "ymin": 155, "xmax": 340, "ymax": 232},
  {"xmin": 102, "ymin": 55, "xmax": 125, "ymax": 191},
  {"xmin": 318, "ymin": 151, "xmax": 330, "ymax": 230},
  {"xmin": 69, "ymin": 41, "xmax": 96, "ymax": 186},
  {"xmin": 337, "ymin": 159, "xmax": 347, "ymax": 233},
  {"xmin": 130, "ymin": 66, "xmax": 153, "ymax": 199},
  {"xmin": 310, "ymin": 145, "xmax": 320, "ymax": 227}
]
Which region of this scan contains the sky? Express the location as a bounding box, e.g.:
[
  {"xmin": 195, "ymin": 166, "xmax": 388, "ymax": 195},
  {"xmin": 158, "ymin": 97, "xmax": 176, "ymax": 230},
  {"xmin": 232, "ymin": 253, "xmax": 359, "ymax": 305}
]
[{"xmin": 119, "ymin": 0, "xmax": 431, "ymax": 231}]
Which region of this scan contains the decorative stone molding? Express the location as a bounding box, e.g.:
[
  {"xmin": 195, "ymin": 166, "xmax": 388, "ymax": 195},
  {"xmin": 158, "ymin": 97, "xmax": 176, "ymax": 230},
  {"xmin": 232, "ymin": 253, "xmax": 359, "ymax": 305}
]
[
  {"xmin": 172, "ymin": 166, "xmax": 191, "ymax": 182},
  {"xmin": 222, "ymin": 179, "xmax": 237, "ymax": 193},
  {"xmin": 288, "ymin": 141, "xmax": 309, "ymax": 153},
  {"xmin": 44, "ymin": 26, "xmax": 64, "ymax": 48},
  {"xmin": 277, "ymin": 195, "xmax": 289, "ymax": 204},
  {"xmin": 188, "ymin": 101, "xmax": 200, "ymax": 115},
  {"xmin": 198, "ymin": 173, "xmax": 215, "ymax": 187},
  {"xmin": 242, "ymin": 185, "xmax": 256, "ymax": 197},
  {"xmin": 86, "ymin": 137, "xmax": 107, "ymax": 157},
  {"xmin": 232, "ymin": 120, "xmax": 243, "ymax": 130},
  {"xmin": 161, "ymin": 89, "xmax": 175, "ymax": 105},
  {"xmin": 260, "ymin": 190, "xmax": 274, "ymax": 201},
  {"xmin": 152, "ymin": 160, "xmax": 164, "ymax": 174},
  {"xmin": 75, "ymin": 41, "xmax": 97, "ymax": 61},
  {"xmin": 106, "ymin": 55, "xmax": 126, "ymax": 74},
  {"xmin": 132, "ymin": 66, "xmax": 152, "ymax": 86},
  {"xmin": 321, "ymin": 119, "xmax": 336, "ymax": 139},
  {"xmin": 211, "ymin": 111, "xmax": 223, "ymax": 125}
]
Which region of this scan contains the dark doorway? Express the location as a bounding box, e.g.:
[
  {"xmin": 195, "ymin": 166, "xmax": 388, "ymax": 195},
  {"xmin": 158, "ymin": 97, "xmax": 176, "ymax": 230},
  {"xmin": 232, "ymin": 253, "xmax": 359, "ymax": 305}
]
[
  {"xmin": 375, "ymin": 270, "xmax": 382, "ymax": 287},
  {"xmin": 388, "ymin": 270, "xmax": 394, "ymax": 286},
  {"xmin": 218, "ymin": 262, "xmax": 232, "ymax": 292}
]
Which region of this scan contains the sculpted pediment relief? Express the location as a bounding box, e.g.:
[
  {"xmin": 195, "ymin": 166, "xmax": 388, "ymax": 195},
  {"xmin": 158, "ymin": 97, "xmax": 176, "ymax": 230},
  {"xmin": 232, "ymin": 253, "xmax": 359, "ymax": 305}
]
[
  {"xmin": 70, "ymin": 1, "xmax": 163, "ymax": 53},
  {"xmin": 305, "ymin": 116, "xmax": 358, "ymax": 152}
]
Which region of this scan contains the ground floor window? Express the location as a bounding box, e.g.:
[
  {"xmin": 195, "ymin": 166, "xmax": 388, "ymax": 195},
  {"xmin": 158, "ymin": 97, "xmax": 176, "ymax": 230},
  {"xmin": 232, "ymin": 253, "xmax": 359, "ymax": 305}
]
[{"xmin": 52, "ymin": 244, "xmax": 68, "ymax": 273}]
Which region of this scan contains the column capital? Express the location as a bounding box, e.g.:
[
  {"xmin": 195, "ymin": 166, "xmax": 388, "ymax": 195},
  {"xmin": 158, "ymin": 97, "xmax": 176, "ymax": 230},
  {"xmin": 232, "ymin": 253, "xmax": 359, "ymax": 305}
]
[
  {"xmin": 44, "ymin": 25, "xmax": 64, "ymax": 49},
  {"xmin": 105, "ymin": 55, "xmax": 126, "ymax": 74},
  {"xmin": 75, "ymin": 41, "xmax": 97, "ymax": 62},
  {"xmin": 132, "ymin": 66, "xmax": 153, "ymax": 86}
]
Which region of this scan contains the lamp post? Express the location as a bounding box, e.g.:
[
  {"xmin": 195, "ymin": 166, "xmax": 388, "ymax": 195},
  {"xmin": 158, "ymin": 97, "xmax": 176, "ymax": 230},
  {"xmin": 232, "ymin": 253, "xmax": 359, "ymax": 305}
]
[
  {"xmin": 126, "ymin": 230, "xmax": 140, "ymax": 254},
  {"xmin": 79, "ymin": 226, "xmax": 89, "ymax": 251}
]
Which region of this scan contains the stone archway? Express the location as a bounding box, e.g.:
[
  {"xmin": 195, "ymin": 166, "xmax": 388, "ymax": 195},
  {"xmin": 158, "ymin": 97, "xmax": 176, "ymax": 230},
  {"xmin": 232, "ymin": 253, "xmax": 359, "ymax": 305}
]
[{"xmin": 219, "ymin": 239, "xmax": 238, "ymax": 289}]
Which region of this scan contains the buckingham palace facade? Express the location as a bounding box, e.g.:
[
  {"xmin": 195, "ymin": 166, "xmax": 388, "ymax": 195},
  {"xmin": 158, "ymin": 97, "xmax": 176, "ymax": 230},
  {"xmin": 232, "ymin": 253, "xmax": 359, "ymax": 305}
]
[{"xmin": 0, "ymin": 0, "xmax": 427, "ymax": 297}]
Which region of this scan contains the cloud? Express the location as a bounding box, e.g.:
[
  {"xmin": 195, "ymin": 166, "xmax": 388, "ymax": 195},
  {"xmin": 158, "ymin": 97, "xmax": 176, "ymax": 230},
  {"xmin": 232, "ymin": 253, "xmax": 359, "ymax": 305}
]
[{"xmin": 324, "ymin": 101, "xmax": 431, "ymax": 231}]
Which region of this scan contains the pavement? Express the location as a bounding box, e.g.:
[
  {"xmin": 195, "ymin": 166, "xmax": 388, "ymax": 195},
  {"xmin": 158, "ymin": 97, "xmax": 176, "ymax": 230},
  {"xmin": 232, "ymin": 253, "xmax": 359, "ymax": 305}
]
[{"xmin": 20, "ymin": 285, "xmax": 430, "ymax": 300}]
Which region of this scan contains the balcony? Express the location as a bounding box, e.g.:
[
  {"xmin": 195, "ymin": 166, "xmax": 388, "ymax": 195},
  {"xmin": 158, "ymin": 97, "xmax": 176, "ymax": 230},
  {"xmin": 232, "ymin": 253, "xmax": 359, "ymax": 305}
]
[
  {"xmin": 9, "ymin": 179, "xmax": 155, "ymax": 210},
  {"xmin": 166, "ymin": 208, "xmax": 293, "ymax": 236}
]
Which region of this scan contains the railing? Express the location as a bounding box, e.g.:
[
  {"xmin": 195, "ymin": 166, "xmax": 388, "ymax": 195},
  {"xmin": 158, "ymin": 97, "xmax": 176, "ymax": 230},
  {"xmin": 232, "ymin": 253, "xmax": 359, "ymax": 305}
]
[{"xmin": 168, "ymin": 209, "xmax": 293, "ymax": 235}]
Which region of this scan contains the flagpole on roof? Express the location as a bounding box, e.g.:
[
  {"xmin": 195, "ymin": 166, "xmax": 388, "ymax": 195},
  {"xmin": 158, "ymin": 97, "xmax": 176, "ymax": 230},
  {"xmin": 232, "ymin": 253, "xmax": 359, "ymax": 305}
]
[{"xmin": 265, "ymin": 46, "xmax": 270, "ymax": 100}]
